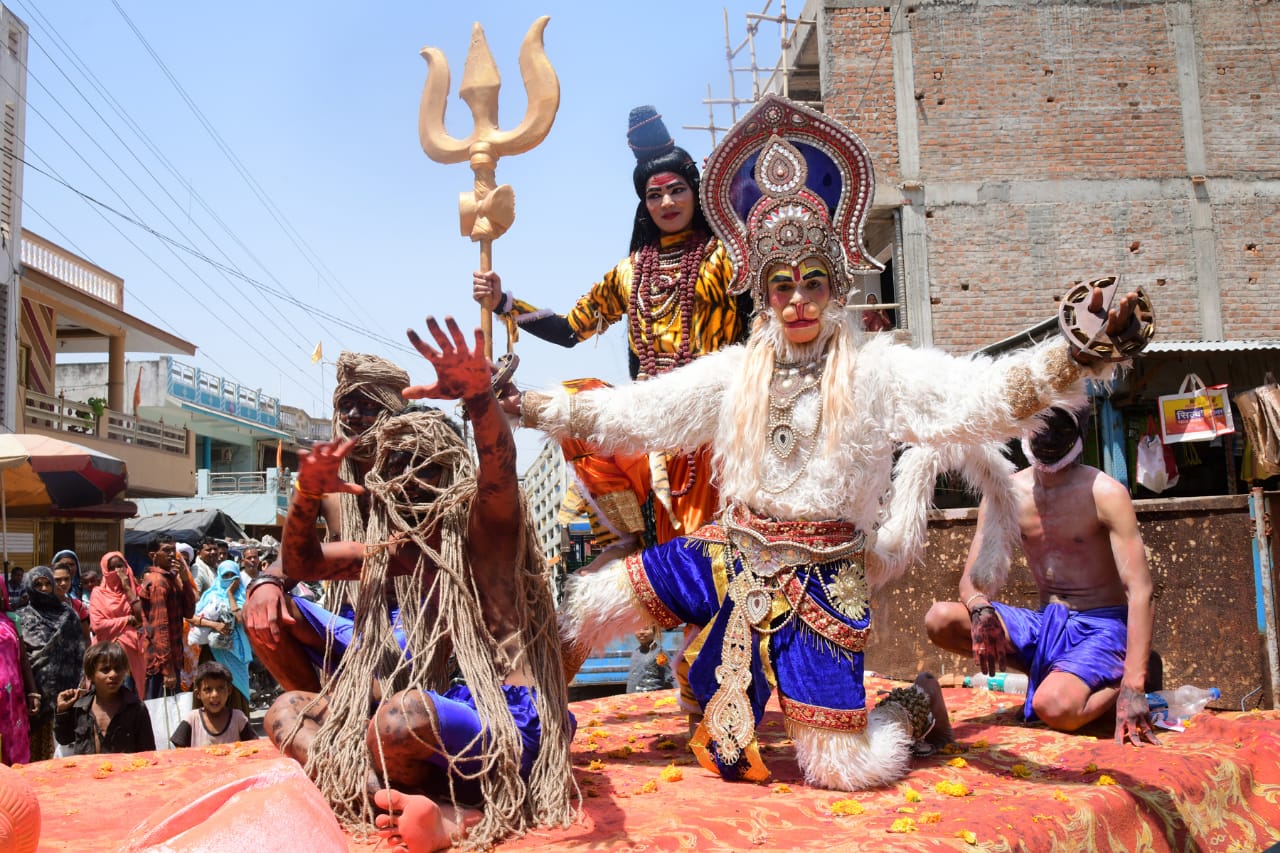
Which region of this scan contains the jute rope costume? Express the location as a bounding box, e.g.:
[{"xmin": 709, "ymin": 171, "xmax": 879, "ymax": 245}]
[{"xmin": 283, "ymin": 411, "xmax": 576, "ymax": 848}]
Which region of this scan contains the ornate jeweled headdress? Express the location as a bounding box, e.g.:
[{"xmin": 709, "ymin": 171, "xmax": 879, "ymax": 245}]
[{"xmin": 700, "ymin": 95, "xmax": 882, "ymax": 306}]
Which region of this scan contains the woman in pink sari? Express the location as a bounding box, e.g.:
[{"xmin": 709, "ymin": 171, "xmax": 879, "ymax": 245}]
[
  {"xmin": 0, "ymin": 578, "xmax": 36, "ymax": 765},
  {"xmin": 89, "ymin": 552, "xmax": 146, "ymax": 693}
]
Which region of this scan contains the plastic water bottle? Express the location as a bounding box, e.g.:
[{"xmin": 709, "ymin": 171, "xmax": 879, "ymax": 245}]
[
  {"xmin": 963, "ymin": 672, "xmax": 1029, "ymax": 694},
  {"xmin": 1146, "ymin": 685, "xmax": 1220, "ymax": 725}
]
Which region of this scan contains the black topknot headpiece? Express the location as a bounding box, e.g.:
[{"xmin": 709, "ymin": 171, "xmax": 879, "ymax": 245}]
[{"xmin": 627, "ymin": 106, "xmax": 675, "ymax": 161}]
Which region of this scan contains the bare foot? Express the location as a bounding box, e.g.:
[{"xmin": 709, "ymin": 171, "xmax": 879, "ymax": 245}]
[
  {"xmin": 913, "ymin": 671, "xmax": 955, "ymax": 749},
  {"xmin": 373, "ymin": 789, "xmax": 481, "ymax": 853}
]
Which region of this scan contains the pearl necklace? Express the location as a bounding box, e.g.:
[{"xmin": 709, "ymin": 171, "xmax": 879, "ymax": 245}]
[{"xmin": 762, "ymin": 358, "xmax": 824, "ymax": 494}]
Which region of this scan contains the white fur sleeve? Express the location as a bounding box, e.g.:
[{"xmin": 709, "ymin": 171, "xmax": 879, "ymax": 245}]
[
  {"xmin": 862, "ymin": 337, "xmax": 1114, "ymax": 447},
  {"xmin": 522, "ymin": 347, "xmax": 740, "ymax": 454}
]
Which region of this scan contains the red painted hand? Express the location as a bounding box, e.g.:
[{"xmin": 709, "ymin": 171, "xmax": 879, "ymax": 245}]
[
  {"xmin": 296, "ymin": 438, "xmax": 364, "ymax": 498},
  {"xmin": 970, "ymin": 606, "xmax": 1013, "ymax": 677},
  {"xmin": 1114, "ymin": 685, "xmax": 1161, "ymax": 747},
  {"xmin": 403, "ymin": 316, "xmax": 492, "ymax": 402}
]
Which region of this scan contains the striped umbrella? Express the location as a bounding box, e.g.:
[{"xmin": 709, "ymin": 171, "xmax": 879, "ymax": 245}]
[{"xmin": 0, "ymin": 433, "xmax": 129, "ymax": 563}]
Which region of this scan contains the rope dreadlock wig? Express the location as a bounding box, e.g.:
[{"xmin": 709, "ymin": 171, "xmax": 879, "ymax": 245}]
[
  {"xmin": 627, "ymin": 105, "xmax": 710, "ymax": 253},
  {"xmin": 290, "ymin": 410, "xmax": 576, "ymax": 848}
]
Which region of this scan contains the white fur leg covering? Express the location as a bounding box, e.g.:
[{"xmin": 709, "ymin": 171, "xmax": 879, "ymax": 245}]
[
  {"xmin": 870, "ymin": 444, "xmax": 943, "ymax": 590},
  {"xmin": 959, "ymin": 443, "xmax": 1020, "ymax": 595},
  {"xmin": 786, "ymin": 706, "xmax": 913, "ymax": 791},
  {"xmin": 558, "ymin": 556, "xmax": 650, "ymax": 653}
]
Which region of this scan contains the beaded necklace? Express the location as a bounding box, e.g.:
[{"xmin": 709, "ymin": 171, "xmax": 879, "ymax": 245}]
[
  {"xmin": 628, "ymin": 230, "xmax": 713, "ymax": 381},
  {"xmin": 629, "ymin": 230, "xmax": 713, "ymax": 498}
]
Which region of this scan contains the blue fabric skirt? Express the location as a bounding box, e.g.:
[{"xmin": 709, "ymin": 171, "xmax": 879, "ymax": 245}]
[{"xmin": 992, "ymin": 601, "xmax": 1128, "ymax": 720}]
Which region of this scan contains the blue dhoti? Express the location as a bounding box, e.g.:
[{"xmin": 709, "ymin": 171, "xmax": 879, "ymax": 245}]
[
  {"xmin": 623, "ymin": 508, "xmax": 870, "ymax": 780},
  {"xmin": 291, "ymin": 597, "xmax": 407, "ymax": 671},
  {"xmin": 991, "ymin": 601, "xmax": 1128, "ymax": 720}
]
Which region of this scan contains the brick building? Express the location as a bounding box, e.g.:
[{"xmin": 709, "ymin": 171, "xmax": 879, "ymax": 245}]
[
  {"xmin": 758, "ymin": 0, "xmax": 1279, "ymax": 494},
  {"xmin": 740, "ymin": 1, "xmax": 1280, "ymax": 699}
]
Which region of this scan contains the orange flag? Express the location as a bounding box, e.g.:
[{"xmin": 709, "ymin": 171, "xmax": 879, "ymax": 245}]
[
  {"xmin": 275, "ymin": 439, "xmax": 283, "ymax": 471},
  {"xmin": 310, "ymin": 342, "xmax": 324, "ymax": 364},
  {"xmin": 132, "ymin": 369, "xmax": 143, "ymax": 414}
]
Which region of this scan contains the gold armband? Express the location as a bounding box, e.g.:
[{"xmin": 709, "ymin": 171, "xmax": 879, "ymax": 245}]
[{"xmin": 520, "ymin": 391, "xmax": 549, "ymax": 429}]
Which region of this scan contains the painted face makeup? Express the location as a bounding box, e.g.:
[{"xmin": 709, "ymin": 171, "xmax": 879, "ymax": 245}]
[
  {"xmin": 644, "ymin": 172, "xmax": 696, "ymax": 235},
  {"xmin": 765, "ymin": 257, "xmax": 833, "ymax": 345}
]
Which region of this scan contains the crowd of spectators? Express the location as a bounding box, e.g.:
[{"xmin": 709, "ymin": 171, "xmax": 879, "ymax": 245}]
[{"xmin": 0, "ymin": 534, "xmax": 276, "ymax": 764}]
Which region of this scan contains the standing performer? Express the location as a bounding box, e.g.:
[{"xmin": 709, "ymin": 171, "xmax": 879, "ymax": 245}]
[
  {"xmin": 510, "ymin": 94, "xmax": 1155, "ymax": 789},
  {"xmin": 925, "ymin": 405, "xmax": 1160, "ymax": 746},
  {"xmin": 473, "ymin": 106, "xmax": 750, "ymax": 549},
  {"xmin": 266, "ymin": 318, "xmax": 575, "ymax": 851}
]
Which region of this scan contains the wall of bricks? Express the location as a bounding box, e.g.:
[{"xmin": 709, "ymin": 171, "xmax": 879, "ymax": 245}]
[
  {"xmin": 820, "ymin": 5, "xmax": 899, "ymax": 180},
  {"xmin": 815, "ymin": 0, "xmax": 1279, "ymax": 351},
  {"xmin": 1215, "ymin": 198, "xmax": 1280, "ymax": 340},
  {"xmin": 925, "ymin": 197, "xmax": 1201, "ymax": 351},
  {"xmin": 1196, "ymin": 2, "xmax": 1280, "ymax": 178}
]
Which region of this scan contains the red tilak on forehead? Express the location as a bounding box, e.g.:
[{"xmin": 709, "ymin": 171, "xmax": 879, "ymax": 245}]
[{"xmin": 647, "ymin": 172, "xmax": 682, "ymax": 189}]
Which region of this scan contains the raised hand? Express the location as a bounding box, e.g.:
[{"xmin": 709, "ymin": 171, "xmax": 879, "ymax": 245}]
[
  {"xmin": 969, "ymin": 605, "xmax": 1013, "ymax": 677},
  {"xmin": 1114, "ymin": 685, "xmax": 1160, "ymax": 747},
  {"xmin": 403, "ymin": 316, "xmax": 492, "ymax": 402},
  {"xmin": 296, "ymin": 438, "xmax": 364, "ymax": 499}
]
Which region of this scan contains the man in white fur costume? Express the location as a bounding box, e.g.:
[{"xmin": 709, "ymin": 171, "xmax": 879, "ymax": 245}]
[{"xmin": 513, "ymin": 94, "xmax": 1155, "ymax": 791}]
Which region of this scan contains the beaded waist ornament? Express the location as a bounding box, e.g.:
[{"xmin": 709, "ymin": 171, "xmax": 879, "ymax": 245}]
[{"xmin": 696, "ymin": 504, "xmax": 870, "ymax": 773}]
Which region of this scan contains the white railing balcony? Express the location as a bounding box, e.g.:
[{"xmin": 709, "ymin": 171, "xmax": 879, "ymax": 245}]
[
  {"xmin": 24, "ymin": 388, "xmax": 188, "ymax": 455},
  {"xmin": 21, "ymin": 231, "xmax": 124, "ymax": 308}
]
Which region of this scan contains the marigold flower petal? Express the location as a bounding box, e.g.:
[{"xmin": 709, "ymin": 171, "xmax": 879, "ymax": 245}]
[
  {"xmin": 660, "ymin": 764, "xmax": 683, "ymax": 782},
  {"xmin": 946, "ymin": 757, "xmax": 968, "ymax": 768},
  {"xmin": 934, "ymin": 780, "xmax": 970, "ymax": 797},
  {"xmin": 639, "ymin": 780, "xmax": 658, "ymax": 794},
  {"xmin": 921, "ymin": 811, "xmax": 942, "ymax": 824},
  {"xmin": 1011, "ymin": 763, "xmax": 1031, "ymax": 778},
  {"xmin": 830, "ymin": 798, "xmax": 865, "ymax": 815},
  {"xmin": 956, "ymin": 830, "xmax": 978, "ymax": 844},
  {"xmin": 888, "ymin": 817, "xmax": 917, "ymax": 833},
  {"xmin": 772, "ymin": 784, "xmax": 792, "ymax": 794},
  {"xmin": 1096, "ymin": 774, "xmax": 1117, "ymax": 786},
  {"xmin": 902, "ymin": 787, "xmax": 922, "ymax": 802},
  {"xmin": 1052, "ymin": 789, "xmax": 1069, "ymax": 802},
  {"xmin": 586, "ymin": 759, "xmax": 605, "ymax": 772},
  {"xmin": 1083, "ymin": 762, "xmax": 1098, "ymax": 773}
]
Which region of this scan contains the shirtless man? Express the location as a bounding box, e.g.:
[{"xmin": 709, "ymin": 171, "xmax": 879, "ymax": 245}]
[
  {"xmin": 245, "ymin": 353, "xmax": 409, "ymax": 692},
  {"xmin": 924, "ymin": 405, "xmax": 1159, "ymax": 746},
  {"xmin": 264, "ymin": 317, "xmax": 573, "ymax": 852}
]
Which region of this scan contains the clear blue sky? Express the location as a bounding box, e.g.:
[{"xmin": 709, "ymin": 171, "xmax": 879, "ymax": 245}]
[{"xmin": 14, "ymin": 0, "xmax": 786, "ymax": 468}]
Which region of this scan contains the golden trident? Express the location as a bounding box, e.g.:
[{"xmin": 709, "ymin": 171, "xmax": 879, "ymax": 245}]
[{"xmin": 419, "ymin": 17, "xmax": 559, "ymax": 359}]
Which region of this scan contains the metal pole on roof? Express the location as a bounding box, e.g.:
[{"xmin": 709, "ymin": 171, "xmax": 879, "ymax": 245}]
[{"xmin": 1250, "ymin": 486, "xmax": 1280, "ymax": 709}]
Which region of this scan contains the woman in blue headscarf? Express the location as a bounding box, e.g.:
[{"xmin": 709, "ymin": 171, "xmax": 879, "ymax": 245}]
[{"xmin": 192, "ymin": 561, "xmax": 252, "ymax": 713}]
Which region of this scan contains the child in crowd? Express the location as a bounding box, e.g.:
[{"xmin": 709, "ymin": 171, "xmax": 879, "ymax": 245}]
[
  {"xmin": 626, "ymin": 624, "xmax": 674, "ymax": 694},
  {"xmin": 55, "ymin": 641, "xmax": 155, "ymax": 755},
  {"xmin": 170, "ymin": 661, "xmax": 255, "ymax": 747}
]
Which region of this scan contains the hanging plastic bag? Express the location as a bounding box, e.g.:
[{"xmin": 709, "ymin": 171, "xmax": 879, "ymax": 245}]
[
  {"xmin": 144, "ymin": 690, "xmax": 194, "ymax": 751},
  {"xmin": 1136, "ymin": 418, "xmax": 1178, "ymax": 493},
  {"xmin": 1233, "ymin": 372, "xmax": 1280, "ymax": 478},
  {"xmin": 1159, "ymin": 373, "xmax": 1234, "ymax": 444}
]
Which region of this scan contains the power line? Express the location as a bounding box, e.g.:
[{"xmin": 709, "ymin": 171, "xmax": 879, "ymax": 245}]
[
  {"xmin": 2, "ymin": 62, "xmax": 329, "ymax": 395},
  {"xmin": 21, "ymin": 198, "xmax": 284, "ymax": 399},
  {"xmin": 14, "ymin": 43, "xmax": 325, "ymax": 366},
  {"xmin": 105, "ymin": 0, "xmax": 382, "ymax": 334},
  {"xmin": 19, "ymin": 153, "xmax": 418, "ymax": 355}
]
